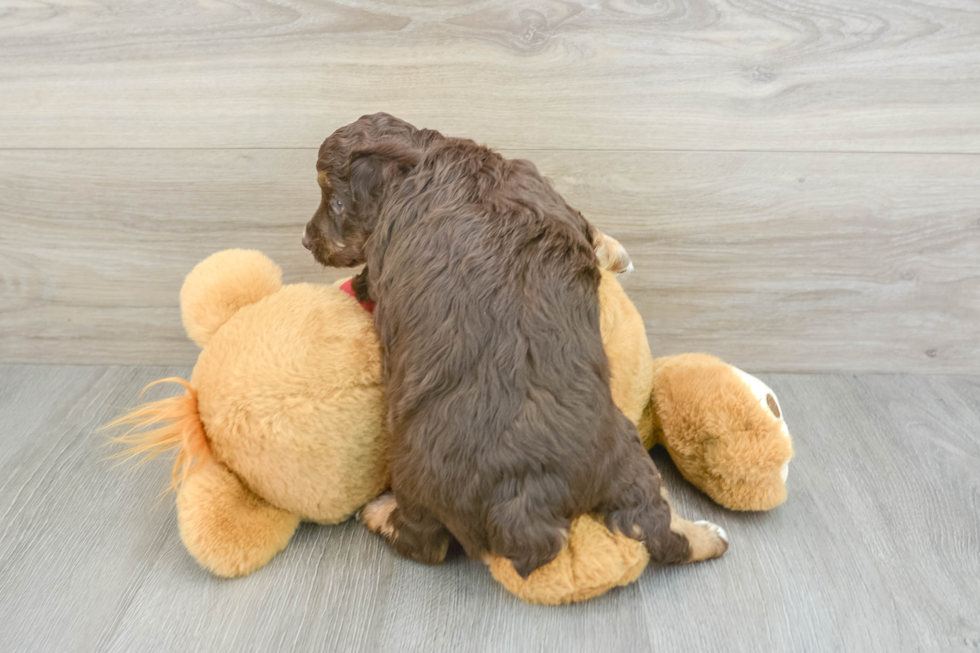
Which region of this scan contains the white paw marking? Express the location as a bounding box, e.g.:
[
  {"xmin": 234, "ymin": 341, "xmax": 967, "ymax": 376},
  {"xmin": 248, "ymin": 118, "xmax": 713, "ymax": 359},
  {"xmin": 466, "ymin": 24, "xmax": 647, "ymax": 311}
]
[
  {"xmin": 780, "ymin": 461, "xmax": 789, "ymax": 482},
  {"xmin": 695, "ymin": 520, "xmax": 728, "ymax": 543}
]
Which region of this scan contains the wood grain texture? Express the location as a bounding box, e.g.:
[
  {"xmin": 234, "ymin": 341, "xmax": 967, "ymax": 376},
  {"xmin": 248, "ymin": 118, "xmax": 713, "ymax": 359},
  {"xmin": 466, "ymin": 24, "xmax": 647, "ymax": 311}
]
[
  {"xmin": 1, "ymin": 0, "xmax": 979, "ymax": 151},
  {"xmin": 2, "ymin": 149, "xmax": 977, "ymax": 372},
  {"xmin": 1, "ymin": 364, "xmax": 978, "ymax": 652}
]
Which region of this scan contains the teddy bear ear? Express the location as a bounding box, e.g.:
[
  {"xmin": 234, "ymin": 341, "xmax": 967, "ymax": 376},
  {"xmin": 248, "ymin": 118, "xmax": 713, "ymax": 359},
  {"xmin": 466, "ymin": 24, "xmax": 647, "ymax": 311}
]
[{"xmin": 180, "ymin": 249, "xmax": 283, "ymax": 348}]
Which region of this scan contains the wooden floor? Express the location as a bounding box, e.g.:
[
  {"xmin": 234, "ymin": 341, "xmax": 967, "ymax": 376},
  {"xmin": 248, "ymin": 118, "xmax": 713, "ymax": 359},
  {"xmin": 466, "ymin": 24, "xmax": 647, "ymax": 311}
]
[
  {"xmin": 1, "ymin": 364, "xmax": 978, "ymax": 652},
  {"xmin": 2, "ymin": 0, "xmax": 979, "ymax": 373},
  {"xmin": 2, "ymin": 2, "xmax": 979, "ymax": 650}
]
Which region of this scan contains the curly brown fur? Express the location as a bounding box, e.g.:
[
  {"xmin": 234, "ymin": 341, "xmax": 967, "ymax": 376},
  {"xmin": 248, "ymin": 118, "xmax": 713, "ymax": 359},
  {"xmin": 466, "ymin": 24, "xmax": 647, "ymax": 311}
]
[{"xmin": 305, "ymin": 113, "xmax": 688, "ymax": 577}]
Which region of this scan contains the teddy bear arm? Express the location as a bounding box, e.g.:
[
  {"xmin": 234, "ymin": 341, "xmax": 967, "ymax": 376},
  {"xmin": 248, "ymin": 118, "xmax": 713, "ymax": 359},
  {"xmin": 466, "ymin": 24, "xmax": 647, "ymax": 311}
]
[
  {"xmin": 176, "ymin": 459, "xmax": 300, "ymax": 577},
  {"xmin": 648, "ymin": 354, "xmax": 793, "ymax": 511}
]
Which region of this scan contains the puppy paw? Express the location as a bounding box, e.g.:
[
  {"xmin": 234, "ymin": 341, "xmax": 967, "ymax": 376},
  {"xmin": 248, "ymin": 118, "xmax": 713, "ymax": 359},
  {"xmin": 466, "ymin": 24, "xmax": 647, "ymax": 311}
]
[
  {"xmin": 687, "ymin": 520, "xmax": 729, "ymax": 562},
  {"xmin": 593, "ymin": 231, "xmax": 633, "ymax": 274},
  {"xmin": 359, "ymin": 492, "xmax": 398, "ymax": 539},
  {"xmin": 694, "ymin": 520, "xmax": 728, "ymax": 543}
]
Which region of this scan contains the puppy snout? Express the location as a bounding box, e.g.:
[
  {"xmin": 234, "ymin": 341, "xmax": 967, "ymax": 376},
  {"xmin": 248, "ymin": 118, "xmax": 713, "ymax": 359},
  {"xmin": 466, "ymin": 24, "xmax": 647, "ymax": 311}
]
[{"xmin": 302, "ymin": 225, "xmax": 313, "ymax": 251}]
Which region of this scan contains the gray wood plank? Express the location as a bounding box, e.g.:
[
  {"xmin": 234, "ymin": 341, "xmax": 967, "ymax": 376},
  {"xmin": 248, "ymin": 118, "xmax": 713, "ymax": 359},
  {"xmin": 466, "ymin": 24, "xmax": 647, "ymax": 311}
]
[
  {"xmin": 1, "ymin": 0, "xmax": 979, "ymax": 151},
  {"xmin": 2, "ymin": 364, "xmax": 979, "ymax": 652},
  {"xmin": 0, "ymin": 365, "xmax": 190, "ymax": 652},
  {"xmin": 2, "ymin": 149, "xmax": 978, "ymax": 372}
]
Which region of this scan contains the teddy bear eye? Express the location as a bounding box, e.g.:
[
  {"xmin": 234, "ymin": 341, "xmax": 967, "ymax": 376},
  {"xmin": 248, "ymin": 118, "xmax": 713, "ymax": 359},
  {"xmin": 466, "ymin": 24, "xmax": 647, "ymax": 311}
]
[{"xmin": 336, "ymin": 200, "xmax": 343, "ymax": 207}]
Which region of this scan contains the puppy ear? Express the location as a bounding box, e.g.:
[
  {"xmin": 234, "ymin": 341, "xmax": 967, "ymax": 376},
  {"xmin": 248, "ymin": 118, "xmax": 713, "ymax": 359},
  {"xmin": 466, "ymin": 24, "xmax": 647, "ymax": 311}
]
[{"xmin": 347, "ymin": 141, "xmax": 419, "ymax": 207}]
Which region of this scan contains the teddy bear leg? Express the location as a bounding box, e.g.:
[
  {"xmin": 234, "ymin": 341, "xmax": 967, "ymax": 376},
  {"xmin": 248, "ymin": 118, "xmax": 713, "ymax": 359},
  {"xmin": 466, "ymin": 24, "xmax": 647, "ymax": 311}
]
[
  {"xmin": 487, "ymin": 515, "xmax": 649, "ymax": 605},
  {"xmin": 177, "ymin": 460, "xmax": 300, "ymax": 577},
  {"xmin": 360, "ymin": 492, "xmax": 451, "ymax": 566},
  {"xmin": 660, "ymin": 487, "xmax": 729, "ymax": 563}
]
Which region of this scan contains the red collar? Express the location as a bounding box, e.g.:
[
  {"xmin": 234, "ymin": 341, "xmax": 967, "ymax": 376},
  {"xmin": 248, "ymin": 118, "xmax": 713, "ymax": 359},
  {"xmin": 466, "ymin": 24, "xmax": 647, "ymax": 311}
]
[{"xmin": 338, "ymin": 278, "xmax": 376, "ymax": 314}]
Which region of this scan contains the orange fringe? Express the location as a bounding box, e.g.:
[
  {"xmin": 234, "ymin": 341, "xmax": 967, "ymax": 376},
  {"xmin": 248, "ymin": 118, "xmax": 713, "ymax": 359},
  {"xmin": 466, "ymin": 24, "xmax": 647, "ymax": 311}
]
[{"xmin": 103, "ymin": 377, "xmax": 211, "ymax": 495}]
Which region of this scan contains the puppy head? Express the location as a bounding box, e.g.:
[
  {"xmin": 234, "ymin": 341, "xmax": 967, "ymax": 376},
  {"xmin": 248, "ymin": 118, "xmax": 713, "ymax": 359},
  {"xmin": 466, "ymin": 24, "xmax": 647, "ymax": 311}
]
[{"xmin": 304, "ymin": 113, "xmax": 423, "ymax": 268}]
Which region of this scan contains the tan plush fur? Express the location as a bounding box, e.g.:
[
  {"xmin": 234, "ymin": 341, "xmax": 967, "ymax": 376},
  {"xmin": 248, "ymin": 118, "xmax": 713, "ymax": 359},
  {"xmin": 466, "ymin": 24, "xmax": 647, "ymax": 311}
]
[
  {"xmin": 180, "ymin": 249, "xmax": 283, "ymax": 348},
  {"xmin": 190, "ymin": 282, "xmax": 388, "ymax": 523},
  {"xmin": 644, "ymin": 353, "xmax": 794, "ymax": 511},
  {"xmin": 488, "ymin": 515, "xmax": 648, "ymax": 605},
  {"xmin": 104, "ymin": 377, "xmax": 210, "ymax": 495},
  {"xmin": 597, "ymin": 269, "xmax": 655, "ymax": 427},
  {"xmin": 177, "ymin": 459, "xmax": 300, "ymax": 577},
  {"xmin": 113, "ymin": 249, "xmax": 388, "ymax": 578},
  {"xmin": 108, "ymin": 249, "xmax": 792, "ymax": 602}
]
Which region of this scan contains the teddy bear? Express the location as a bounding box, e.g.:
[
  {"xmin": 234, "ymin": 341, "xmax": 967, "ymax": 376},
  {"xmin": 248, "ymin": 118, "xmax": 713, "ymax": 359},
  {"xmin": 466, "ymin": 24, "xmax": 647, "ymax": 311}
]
[{"xmin": 108, "ymin": 249, "xmax": 793, "ymax": 604}]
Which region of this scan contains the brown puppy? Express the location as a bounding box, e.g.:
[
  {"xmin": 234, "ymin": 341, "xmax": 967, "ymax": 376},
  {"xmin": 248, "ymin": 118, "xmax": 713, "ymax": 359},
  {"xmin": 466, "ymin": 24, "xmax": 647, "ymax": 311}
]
[{"xmin": 304, "ymin": 113, "xmax": 725, "ymax": 577}]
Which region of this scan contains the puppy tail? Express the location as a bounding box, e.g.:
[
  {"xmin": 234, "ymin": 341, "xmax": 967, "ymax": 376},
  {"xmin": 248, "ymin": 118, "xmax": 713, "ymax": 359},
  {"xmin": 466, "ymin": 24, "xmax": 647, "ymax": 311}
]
[{"xmin": 102, "ymin": 377, "xmax": 211, "ymax": 496}]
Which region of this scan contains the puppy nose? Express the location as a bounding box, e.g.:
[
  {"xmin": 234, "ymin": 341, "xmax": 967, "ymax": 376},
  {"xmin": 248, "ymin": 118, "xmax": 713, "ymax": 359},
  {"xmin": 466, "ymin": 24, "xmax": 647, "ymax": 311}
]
[{"xmin": 302, "ymin": 227, "xmax": 313, "ymax": 251}]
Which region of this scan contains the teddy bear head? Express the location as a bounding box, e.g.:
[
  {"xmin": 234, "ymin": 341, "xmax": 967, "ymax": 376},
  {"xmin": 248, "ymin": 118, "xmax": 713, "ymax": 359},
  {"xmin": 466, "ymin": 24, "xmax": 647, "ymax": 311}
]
[{"xmin": 180, "ymin": 249, "xmax": 389, "ymax": 524}]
